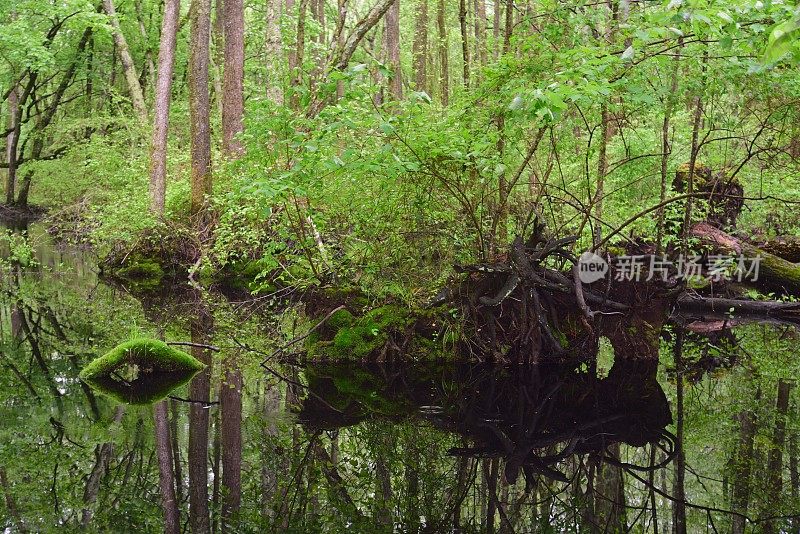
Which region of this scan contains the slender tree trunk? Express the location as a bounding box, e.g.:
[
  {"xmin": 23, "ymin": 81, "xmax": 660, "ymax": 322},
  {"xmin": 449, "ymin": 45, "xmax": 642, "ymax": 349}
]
[
  {"xmin": 134, "ymin": 0, "xmax": 157, "ymax": 90},
  {"xmin": 493, "ymin": 0, "xmax": 501, "ymax": 60},
  {"xmin": 655, "ymin": 38, "xmax": 683, "ymax": 254},
  {"xmin": 220, "ymin": 352, "xmax": 243, "ymax": 529},
  {"xmin": 189, "ymin": 0, "xmax": 213, "ymax": 216},
  {"xmin": 103, "ymin": 0, "xmax": 148, "ymax": 120},
  {"xmin": 473, "ymin": 0, "xmax": 487, "ymax": 69},
  {"xmin": 148, "ymin": 0, "xmax": 181, "ymax": 215},
  {"xmin": 459, "ymin": 0, "xmax": 470, "ymax": 87},
  {"xmin": 155, "ymin": 400, "xmax": 180, "ymax": 534},
  {"xmin": 386, "ymin": 0, "xmax": 402, "ymax": 99},
  {"xmin": 5, "ymin": 83, "xmax": 19, "ymax": 205},
  {"xmin": 334, "ymin": 0, "xmax": 348, "ymax": 99},
  {"xmin": 265, "ymin": 0, "xmax": 284, "ymax": 103},
  {"xmin": 436, "ymin": 0, "xmax": 448, "ymax": 105},
  {"xmin": 222, "ymin": 0, "xmax": 245, "ymax": 155},
  {"xmin": 261, "ymin": 377, "xmax": 281, "ymax": 521},
  {"xmin": 290, "ymin": 0, "xmax": 309, "ymax": 109},
  {"xmin": 412, "ymin": 0, "xmax": 428, "ymax": 92}
]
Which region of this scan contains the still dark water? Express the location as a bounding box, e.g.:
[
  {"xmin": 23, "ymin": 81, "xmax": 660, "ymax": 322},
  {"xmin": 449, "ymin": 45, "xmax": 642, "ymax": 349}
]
[{"xmin": 1, "ymin": 221, "xmax": 799, "ymax": 533}]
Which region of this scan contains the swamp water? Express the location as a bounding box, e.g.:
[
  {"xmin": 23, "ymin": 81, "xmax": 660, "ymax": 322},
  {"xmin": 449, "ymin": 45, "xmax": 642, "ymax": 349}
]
[{"xmin": 1, "ymin": 221, "xmax": 799, "ymax": 532}]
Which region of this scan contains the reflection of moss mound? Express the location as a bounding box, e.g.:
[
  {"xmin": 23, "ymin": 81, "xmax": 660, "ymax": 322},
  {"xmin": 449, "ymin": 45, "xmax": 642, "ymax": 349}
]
[{"xmin": 80, "ymin": 339, "xmax": 205, "ymax": 405}]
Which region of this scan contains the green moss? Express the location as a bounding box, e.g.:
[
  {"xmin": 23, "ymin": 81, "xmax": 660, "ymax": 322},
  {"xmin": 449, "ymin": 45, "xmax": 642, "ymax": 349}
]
[
  {"xmin": 327, "ymin": 309, "xmax": 355, "ymax": 330},
  {"xmin": 325, "ymin": 305, "xmax": 413, "ymax": 359},
  {"xmin": 80, "ymin": 338, "xmax": 205, "ymax": 405},
  {"xmin": 111, "ymin": 257, "xmax": 165, "ymax": 291}
]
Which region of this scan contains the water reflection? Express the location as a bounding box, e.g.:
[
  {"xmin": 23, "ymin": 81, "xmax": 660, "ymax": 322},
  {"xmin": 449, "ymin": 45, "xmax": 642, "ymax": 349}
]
[
  {"xmin": 299, "ymin": 361, "xmax": 674, "ymax": 485},
  {"xmin": 2, "ymin": 220, "xmax": 800, "ymax": 532}
]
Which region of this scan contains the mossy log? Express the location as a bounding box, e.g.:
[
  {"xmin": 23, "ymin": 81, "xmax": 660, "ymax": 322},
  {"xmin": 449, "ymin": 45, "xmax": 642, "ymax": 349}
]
[
  {"xmin": 751, "ymin": 235, "xmax": 800, "ymax": 263},
  {"xmin": 691, "ymin": 222, "xmax": 800, "ymax": 296},
  {"xmin": 80, "ymin": 338, "xmax": 205, "ymax": 405}
]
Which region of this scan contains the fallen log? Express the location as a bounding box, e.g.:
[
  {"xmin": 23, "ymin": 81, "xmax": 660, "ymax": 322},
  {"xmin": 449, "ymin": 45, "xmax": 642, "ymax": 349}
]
[
  {"xmin": 673, "ymin": 294, "xmax": 800, "ymax": 327},
  {"xmin": 751, "ymin": 235, "xmax": 800, "ymax": 263},
  {"xmin": 690, "ymin": 222, "xmax": 800, "ymax": 297}
]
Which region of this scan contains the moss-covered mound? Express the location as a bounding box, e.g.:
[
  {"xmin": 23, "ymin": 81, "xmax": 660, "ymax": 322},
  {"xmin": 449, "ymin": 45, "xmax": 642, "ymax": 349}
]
[{"xmin": 80, "ymin": 338, "xmax": 205, "ymax": 405}]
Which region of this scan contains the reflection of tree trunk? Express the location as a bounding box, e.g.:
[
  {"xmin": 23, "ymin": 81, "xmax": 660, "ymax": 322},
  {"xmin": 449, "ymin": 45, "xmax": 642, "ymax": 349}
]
[
  {"xmin": 155, "ymin": 400, "xmax": 180, "ymax": 534},
  {"xmin": 790, "ymin": 424, "xmax": 799, "ymax": 533},
  {"xmin": 763, "ymin": 379, "xmax": 793, "ymax": 533},
  {"xmin": 82, "ymin": 406, "xmax": 125, "ymax": 527},
  {"xmin": 261, "ymin": 376, "xmax": 281, "ymax": 521},
  {"xmin": 221, "ymin": 351, "xmax": 243, "ymax": 529},
  {"xmin": 188, "ymin": 311, "xmax": 213, "ymax": 534},
  {"xmin": 0, "ymin": 466, "xmax": 27, "ymax": 532},
  {"xmin": 404, "ymin": 435, "xmax": 420, "ymax": 531},
  {"xmin": 594, "ymin": 444, "xmax": 627, "ymax": 533},
  {"xmin": 170, "ymin": 399, "xmax": 184, "ymax": 507},
  {"xmin": 731, "ymin": 387, "xmax": 760, "ymax": 534},
  {"xmin": 375, "ymin": 452, "xmax": 393, "ymax": 529},
  {"xmin": 484, "ymin": 458, "xmax": 498, "ymax": 534},
  {"xmin": 672, "ymin": 328, "xmax": 686, "ymax": 534}
]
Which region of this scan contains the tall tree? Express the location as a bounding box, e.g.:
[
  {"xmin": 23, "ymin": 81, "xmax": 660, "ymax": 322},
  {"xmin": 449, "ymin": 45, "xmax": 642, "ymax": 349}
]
[
  {"xmin": 459, "ymin": 0, "xmax": 470, "ymax": 87},
  {"xmin": 223, "ymin": 0, "xmax": 245, "ymax": 155},
  {"xmin": 103, "ymin": 0, "xmax": 148, "ymax": 120},
  {"xmin": 436, "ymin": 0, "xmax": 448, "ymax": 105},
  {"xmin": 473, "ymin": 0, "xmax": 487, "ymax": 69},
  {"xmin": 4, "ymin": 83, "xmax": 19, "ymax": 205},
  {"xmin": 265, "ymin": 0, "xmax": 284, "ymax": 103},
  {"xmin": 148, "ymin": 0, "xmax": 181, "ymax": 215},
  {"xmin": 385, "ymin": 0, "xmax": 402, "ymax": 99},
  {"xmin": 412, "ymin": 0, "xmax": 428, "ymax": 92},
  {"xmin": 290, "ymin": 0, "xmax": 309, "ymax": 109},
  {"xmin": 189, "ymin": 0, "xmax": 213, "ymax": 216}
]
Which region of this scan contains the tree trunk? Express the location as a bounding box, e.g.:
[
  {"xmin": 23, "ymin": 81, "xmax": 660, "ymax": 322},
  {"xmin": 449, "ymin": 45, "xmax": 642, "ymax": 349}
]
[
  {"xmin": 148, "ymin": 0, "xmax": 181, "ymax": 215},
  {"xmin": 473, "ymin": 0, "xmax": 487, "ymax": 70},
  {"xmin": 412, "ymin": 0, "xmax": 428, "ymax": 92},
  {"xmin": 4, "ymin": 83, "xmax": 19, "ymax": 205},
  {"xmin": 290, "ymin": 0, "xmax": 308, "ymax": 109},
  {"xmin": 436, "ymin": 0, "xmax": 448, "ymax": 105},
  {"xmin": 222, "ymin": 0, "xmax": 245, "ymax": 155},
  {"xmin": 155, "ymin": 400, "xmax": 180, "ymax": 534},
  {"xmin": 103, "ymin": 0, "xmax": 148, "ymax": 120},
  {"xmin": 220, "ymin": 352, "xmax": 243, "ymax": 529},
  {"xmin": 189, "ymin": 0, "xmax": 213, "ymax": 216},
  {"xmin": 386, "ymin": 0, "xmax": 402, "ymax": 99},
  {"xmin": 459, "ymin": 0, "xmax": 470, "ymax": 88},
  {"xmin": 265, "ymin": 0, "xmax": 284, "ymax": 103}
]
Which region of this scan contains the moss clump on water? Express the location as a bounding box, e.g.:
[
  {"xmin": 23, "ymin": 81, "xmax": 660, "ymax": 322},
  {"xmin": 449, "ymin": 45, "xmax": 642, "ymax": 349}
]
[
  {"xmin": 326, "ymin": 305, "xmax": 413, "ymax": 359},
  {"xmin": 110, "ymin": 256, "xmax": 165, "ymax": 291},
  {"xmin": 80, "ymin": 338, "xmax": 206, "ymax": 405}
]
